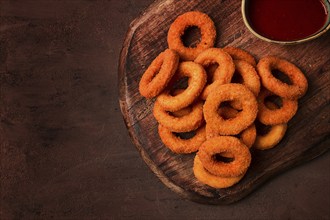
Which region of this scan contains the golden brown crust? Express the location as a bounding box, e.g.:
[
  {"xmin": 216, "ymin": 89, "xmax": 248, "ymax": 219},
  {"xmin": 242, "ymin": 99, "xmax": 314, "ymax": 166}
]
[
  {"xmin": 156, "ymin": 61, "xmax": 207, "ymax": 112},
  {"xmin": 223, "ymin": 46, "xmax": 257, "ymax": 67},
  {"xmin": 197, "ymin": 136, "xmax": 251, "ymax": 177},
  {"xmin": 193, "ymin": 155, "xmax": 245, "ymax": 188},
  {"xmin": 206, "ymin": 122, "xmax": 256, "ymax": 149},
  {"xmin": 257, "ymin": 56, "xmax": 308, "ymax": 99},
  {"xmin": 167, "ymin": 11, "xmax": 216, "ymax": 61},
  {"xmin": 232, "ymin": 60, "xmax": 260, "ymax": 96},
  {"xmin": 158, "ymin": 125, "xmax": 206, "ymax": 154},
  {"xmin": 139, "ymin": 49, "xmax": 179, "ymax": 98},
  {"xmin": 254, "ymin": 123, "xmax": 287, "ymax": 150},
  {"xmin": 230, "ymin": 60, "xmax": 261, "ymax": 109},
  {"xmin": 253, "ymin": 101, "xmax": 287, "ymax": 150},
  {"xmin": 257, "ymin": 89, "xmax": 298, "ymax": 125},
  {"xmin": 203, "ymin": 83, "xmax": 258, "ymax": 135},
  {"xmin": 153, "ymin": 100, "xmax": 204, "ymax": 133},
  {"xmin": 239, "ymin": 124, "xmax": 257, "ymax": 148},
  {"xmin": 194, "ymin": 48, "xmax": 235, "ymax": 100}
]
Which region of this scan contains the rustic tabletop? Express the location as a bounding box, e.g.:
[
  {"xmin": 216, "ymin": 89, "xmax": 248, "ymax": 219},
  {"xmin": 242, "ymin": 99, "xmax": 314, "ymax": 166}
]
[{"xmin": 1, "ymin": 0, "xmax": 329, "ymax": 219}]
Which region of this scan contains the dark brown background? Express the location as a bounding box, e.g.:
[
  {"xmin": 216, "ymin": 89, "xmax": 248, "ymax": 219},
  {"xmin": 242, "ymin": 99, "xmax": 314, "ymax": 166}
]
[{"xmin": 1, "ymin": 0, "xmax": 329, "ymax": 219}]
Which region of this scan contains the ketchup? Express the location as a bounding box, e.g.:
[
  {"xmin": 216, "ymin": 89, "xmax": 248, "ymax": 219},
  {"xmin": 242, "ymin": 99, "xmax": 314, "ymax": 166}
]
[{"xmin": 246, "ymin": 0, "xmax": 328, "ymax": 41}]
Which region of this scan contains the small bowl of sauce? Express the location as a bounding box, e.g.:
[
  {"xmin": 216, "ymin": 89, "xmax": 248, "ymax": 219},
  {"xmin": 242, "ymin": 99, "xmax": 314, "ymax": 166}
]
[{"xmin": 242, "ymin": 0, "xmax": 330, "ymax": 44}]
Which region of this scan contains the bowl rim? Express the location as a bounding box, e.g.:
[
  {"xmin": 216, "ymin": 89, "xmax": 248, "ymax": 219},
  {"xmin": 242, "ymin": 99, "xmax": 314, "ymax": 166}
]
[{"xmin": 241, "ymin": 0, "xmax": 330, "ymax": 45}]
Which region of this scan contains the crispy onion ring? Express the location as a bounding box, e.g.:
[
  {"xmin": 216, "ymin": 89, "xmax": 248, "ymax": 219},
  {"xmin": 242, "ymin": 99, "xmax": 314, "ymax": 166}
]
[
  {"xmin": 207, "ymin": 106, "xmax": 256, "ymax": 148},
  {"xmin": 194, "ymin": 48, "xmax": 235, "ymax": 100},
  {"xmin": 170, "ymin": 106, "xmax": 192, "ymax": 117},
  {"xmin": 231, "ymin": 60, "xmax": 260, "ymax": 97},
  {"xmin": 230, "ymin": 60, "xmax": 261, "ymax": 109},
  {"xmin": 197, "ymin": 136, "xmax": 251, "ymax": 177},
  {"xmin": 153, "ymin": 99, "xmax": 204, "ymax": 133},
  {"xmin": 257, "ymin": 56, "xmax": 308, "ymax": 99},
  {"xmin": 193, "ymin": 155, "xmax": 245, "ymax": 188},
  {"xmin": 206, "ymin": 123, "xmax": 256, "ymax": 148},
  {"xmin": 204, "ymin": 83, "xmax": 258, "ymax": 135},
  {"xmin": 158, "ymin": 125, "xmax": 206, "ymax": 154},
  {"xmin": 254, "ymin": 102, "xmax": 287, "ymax": 150},
  {"xmin": 257, "ymin": 89, "xmax": 298, "ymax": 125},
  {"xmin": 223, "ymin": 46, "xmax": 257, "ymax": 67},
  {"xmin": 218, "ymin": 105, "xmax": 239, "ymax": 119},
  {"xmin": 139, "ymin": 49, "xmax": 179, "ymax": 98},
  {"xmin": 156, "ymin": 61, "xmax": 207, "ymax": 112},
  {"xmin": 204, "ymin": 63, "xmax": 218, "ymax": 81},
  {"xmin": 167, "ymin": 11, "xmax": 216, "ymax": 61},
  {"xmin": 168, "ymin": 89, "xmax": 193, "ymax": 117},
  {"xmin": 240, "ymin": 124, "xmax": 257, "ymax": 149},
  {"xmin": 254, "ymin": 122, "xmax": 287, "ymax": 150}
]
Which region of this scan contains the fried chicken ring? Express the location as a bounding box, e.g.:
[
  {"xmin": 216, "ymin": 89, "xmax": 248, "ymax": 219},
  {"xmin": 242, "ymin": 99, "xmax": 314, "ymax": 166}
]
[
  {"xmin": 139, "ymin": 49, "xmax": 179, "ymax": 98},
  {"xmin": 257, "ymin": 56, "xmax": 308, "ymax": 99},
  {"xmin": 167, "ymin": 11, "xmax": 216, "ymax": 61},
  {"xmin": 197, "ymin": 136, "xmax": 251, "ymax": 177}
]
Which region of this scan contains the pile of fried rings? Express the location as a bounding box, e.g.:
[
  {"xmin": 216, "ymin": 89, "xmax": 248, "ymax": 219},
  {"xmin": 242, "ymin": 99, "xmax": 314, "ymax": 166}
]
[{"xmin": 138, "ymin": 11, "xmax": 308, "ymax": 189}]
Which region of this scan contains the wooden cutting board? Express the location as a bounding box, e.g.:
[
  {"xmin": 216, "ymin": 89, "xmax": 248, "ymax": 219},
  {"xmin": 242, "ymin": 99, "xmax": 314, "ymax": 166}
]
[{"xmin": 118, "ymin": 0, "xmax": 330, "ymax": 204}]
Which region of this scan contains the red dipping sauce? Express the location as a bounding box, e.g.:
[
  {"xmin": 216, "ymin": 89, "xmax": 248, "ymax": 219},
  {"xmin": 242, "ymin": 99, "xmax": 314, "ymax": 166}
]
[{"xmin": 246, "ymin": 0, "xmax": 329, "ymax": 41}]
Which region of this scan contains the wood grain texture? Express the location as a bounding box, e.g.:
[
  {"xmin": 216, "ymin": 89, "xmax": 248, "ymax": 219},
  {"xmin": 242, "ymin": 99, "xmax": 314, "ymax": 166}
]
[{"xmin": 118, "ymin": 0, "xmax": 330, "ymax": 204}]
